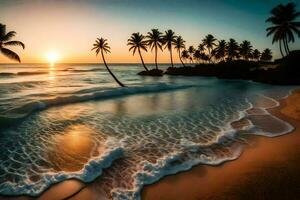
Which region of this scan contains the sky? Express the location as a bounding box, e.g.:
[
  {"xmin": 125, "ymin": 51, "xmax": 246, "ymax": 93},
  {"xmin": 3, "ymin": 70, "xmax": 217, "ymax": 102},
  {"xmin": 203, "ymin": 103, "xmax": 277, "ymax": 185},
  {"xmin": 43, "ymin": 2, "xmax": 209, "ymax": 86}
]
[{"xmin": 0, "ymin": 0, "xmax": 299, "ymax": 63}]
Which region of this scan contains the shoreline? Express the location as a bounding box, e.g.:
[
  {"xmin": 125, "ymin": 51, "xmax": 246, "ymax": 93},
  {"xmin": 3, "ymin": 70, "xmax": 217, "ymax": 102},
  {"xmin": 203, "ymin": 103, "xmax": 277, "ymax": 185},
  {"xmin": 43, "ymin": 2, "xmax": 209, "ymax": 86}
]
[
  {"xmin": 142, "ymin": 89, "xmax": 300, "ymax": 200},
  {"xmin": 1, "ymin": 90, "xmax": 299, "ymax": 200}
]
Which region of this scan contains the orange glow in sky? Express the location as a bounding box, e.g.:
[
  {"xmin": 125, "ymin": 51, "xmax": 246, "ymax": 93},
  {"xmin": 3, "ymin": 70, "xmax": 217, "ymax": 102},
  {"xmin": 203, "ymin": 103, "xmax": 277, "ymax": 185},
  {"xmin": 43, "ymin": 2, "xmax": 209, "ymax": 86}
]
[{"xmin": 1, "ymin": 0, "xmax": 298, "ymax": 63}]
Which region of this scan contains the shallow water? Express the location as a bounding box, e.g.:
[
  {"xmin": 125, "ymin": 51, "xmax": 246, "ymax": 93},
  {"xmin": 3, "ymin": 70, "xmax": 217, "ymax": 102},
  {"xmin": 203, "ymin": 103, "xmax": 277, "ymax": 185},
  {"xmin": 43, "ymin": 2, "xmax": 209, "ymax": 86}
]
[{"xmin": 0, "ymin": 64, "xmax": 296, "ymax": 199}]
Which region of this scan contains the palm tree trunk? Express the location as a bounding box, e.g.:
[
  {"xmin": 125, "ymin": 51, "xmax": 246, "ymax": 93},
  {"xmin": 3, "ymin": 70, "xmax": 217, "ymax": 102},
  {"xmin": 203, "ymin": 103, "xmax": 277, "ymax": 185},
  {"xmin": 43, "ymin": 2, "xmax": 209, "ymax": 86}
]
[
  {"xmin": 208, "ymin": 48, "xmax": 211, "ymax": 63},
  {"xmin": 101, "ymin": 50, "xmax": 125, "ymax": 87},
  {"xmin": 283, "ymin": 38, "xmax": 288, "ymax": 56},
  {"xmin": 284, "ymin": 36, "xmax": 290, "ymax": 55},
  {"xmin": 178, "ymin": 50, "xmax": 185, "ymax": 67},
  {"xmin": 279, "ymin": 40, "xmax": 285, "ymax": 58},
  {"xmin": 170, "ymin": 48, "xmax": 174, "ymax": 68},
  {"xmin": 155, "ymin": 45, "xmax": 158, "ymax": 70},
  {"xmin": 138, "ymin": 48, "xmax": 148, "ymax": 71}
]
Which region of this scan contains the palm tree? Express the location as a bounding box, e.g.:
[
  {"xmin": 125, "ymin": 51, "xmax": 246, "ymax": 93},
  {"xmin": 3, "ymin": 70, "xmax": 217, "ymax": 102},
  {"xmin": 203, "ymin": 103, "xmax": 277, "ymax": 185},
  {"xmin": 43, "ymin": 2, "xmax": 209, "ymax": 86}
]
[
  {"xmin": 181, "ymin": 50, "xmax": 189, "ymax": 64},
  {"xmin": 193, "ymin": 50, "xmax": 202, "ymax": 64},
  {"xmin": 187, "ymin": 46, "xmax": 195, "ymax": 63},
  {"xmin": 163, "ymin": 29, "xmax": 176, "ymax": 67},
  {"xmin": 226, "ymin": 38, "xmax": 239, "ymax": 61},
  {"xmin": 173, "ymin": 36, "xmax": 186, "ymax": 67},
  {"xmin": 127, "ymin": 32, "xmax": 149, "ymax": 71},
  {"xmin": 146, "ymin": 29, "xmax": 164, "ymax": 70},
  {"xmin": 239, "ymin": 40, "xmax": 253, "ymax": 60},
  {"xmin": 0, "ymin": 24, "xmax": 25, "ymax": 63},
  {"xmin": 198, "ymin": 43, "xmax": 205, "ymax": 53},
  {"xmin": 266, "ymin": 2, "xmax": 300, "ymax": 57},
  {"xmin": 92, "ymin": 38, "xmax": 125, "ymax": 87},
  {"xmin": 261, "ymin": 48, "xmax": 273, "ymax": 62},
  {"xmin": 252, "ymin": 49, "xmax": 261, "ymax": 61},
  {"xmin": 213, "ymin": 40, "xmax": 227, "ymax": 62},
  {"xmin": 202, "ymin": 34, "xmax": 217, "ymax": 62},
  {"xmin": 201, "ymin": 53, "xmax": 209, "ymax": 63}
]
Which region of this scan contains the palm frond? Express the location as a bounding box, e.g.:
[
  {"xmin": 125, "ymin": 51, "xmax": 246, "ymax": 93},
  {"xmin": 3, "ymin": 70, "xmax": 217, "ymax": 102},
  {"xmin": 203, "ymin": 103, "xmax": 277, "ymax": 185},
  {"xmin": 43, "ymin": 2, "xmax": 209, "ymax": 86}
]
[
  {"xmin": 3, "ymin": 41, "xmax": 25, "ymax": 49},
  {"xmin": 1, "ymin": 31, "xmax": 16, "ymax": 41},
  {"xmin": 1, "ymin": 48, "xmax": 21, "ymax": 62}
]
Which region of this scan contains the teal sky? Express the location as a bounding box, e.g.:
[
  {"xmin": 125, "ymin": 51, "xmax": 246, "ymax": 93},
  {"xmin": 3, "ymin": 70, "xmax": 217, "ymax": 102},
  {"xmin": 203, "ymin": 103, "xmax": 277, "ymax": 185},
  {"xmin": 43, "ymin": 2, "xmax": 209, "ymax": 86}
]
[{"xmin": 0, "ymin": 0, "xmax": 299, "ymax": 63}]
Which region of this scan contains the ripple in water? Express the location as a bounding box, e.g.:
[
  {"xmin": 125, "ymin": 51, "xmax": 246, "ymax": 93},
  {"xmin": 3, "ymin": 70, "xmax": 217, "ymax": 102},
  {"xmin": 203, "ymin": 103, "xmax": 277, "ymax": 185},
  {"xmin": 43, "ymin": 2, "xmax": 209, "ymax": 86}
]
[{"xmin": 0, "ymin": 89, "xmax": 295, "ymax": 199}]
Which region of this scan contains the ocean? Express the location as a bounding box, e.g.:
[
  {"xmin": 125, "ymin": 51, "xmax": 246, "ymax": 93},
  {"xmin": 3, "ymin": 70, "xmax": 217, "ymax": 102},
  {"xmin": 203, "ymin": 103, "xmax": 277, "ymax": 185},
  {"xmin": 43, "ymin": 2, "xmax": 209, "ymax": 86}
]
[{"xmin": 0, "ymin": 63, "xmax": 296, "ymax": 199}]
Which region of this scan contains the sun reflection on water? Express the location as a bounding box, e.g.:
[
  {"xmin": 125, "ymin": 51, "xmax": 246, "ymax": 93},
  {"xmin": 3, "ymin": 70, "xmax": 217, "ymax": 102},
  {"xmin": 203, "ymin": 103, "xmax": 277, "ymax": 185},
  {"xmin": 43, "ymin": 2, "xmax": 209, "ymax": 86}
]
[{"xmin": 47, "ymin": 125, "xmax": 105, "ymax": 172}]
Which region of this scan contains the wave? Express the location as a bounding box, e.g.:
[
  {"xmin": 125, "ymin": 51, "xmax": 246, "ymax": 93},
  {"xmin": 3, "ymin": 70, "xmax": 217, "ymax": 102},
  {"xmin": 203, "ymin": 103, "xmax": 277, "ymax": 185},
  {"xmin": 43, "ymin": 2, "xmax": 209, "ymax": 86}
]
[
  {"xmin": 0, "ymin": 138, "xmax": 124, "ymax": 196},
  {"xmin": 17, "ymin": 71, "xmax": 49, "ymax": 76},
  {"xmin": 0, "ymin": 82, "xmax": 296, "ymax": 199},
  {"xmin": 0, "ymin": 71, "xmax": 48, "ymax": 77},
  {"xmin": 0, "ymin": 72, "xmax": 15, "ymax": 77},
  {"xmin": 66, "ymin": 68, "xmax": 102, "ymax": 73},
  {"xmin": 0, "ymin": 83, "xmax": 193, "ymax": 127},
  {"xmin": 0, "ymin": 68, "xmax": 102, "ymax": 77}
]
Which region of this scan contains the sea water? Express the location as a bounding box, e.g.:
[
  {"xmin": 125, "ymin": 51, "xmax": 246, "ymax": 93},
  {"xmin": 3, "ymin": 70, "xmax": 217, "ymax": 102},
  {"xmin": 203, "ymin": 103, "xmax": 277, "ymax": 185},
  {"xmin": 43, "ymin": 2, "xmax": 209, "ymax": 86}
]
[{"xmin": 0, "ymin": 64, "xmax": 296, "ymax": 199}]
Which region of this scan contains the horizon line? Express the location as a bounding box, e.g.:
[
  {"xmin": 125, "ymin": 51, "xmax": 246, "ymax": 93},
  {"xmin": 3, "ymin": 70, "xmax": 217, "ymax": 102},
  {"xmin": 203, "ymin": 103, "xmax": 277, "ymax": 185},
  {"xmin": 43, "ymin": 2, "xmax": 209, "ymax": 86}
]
[{"xmin": 0, "ymin": 62, "xmax": 188, "ymax": 65}]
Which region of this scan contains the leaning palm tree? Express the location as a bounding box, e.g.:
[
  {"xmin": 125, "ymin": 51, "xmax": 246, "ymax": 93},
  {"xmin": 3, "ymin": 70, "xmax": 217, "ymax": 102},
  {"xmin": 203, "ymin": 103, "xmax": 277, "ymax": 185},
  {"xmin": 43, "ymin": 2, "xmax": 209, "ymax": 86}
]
[
  {"xmin": 214, "ymin": 40, "xmax": 227, "ymax": 62},
  {"xmin": 226, "ymin": 38, "xmax": 240, "ymax": 61},
  {"xmin": 173, "ymin": 36, "xmax": 186, "ymax": 67},
  {"xmin": 239, "ymin": 40, "xmax": 253, "ymax": 60},
  {"xmin": 266, "ymin": 2, "xmax": 300, "ymax": 57},
  {"xmin": 127, "ymin": 32, "xmax": 149, "ymax": 71},
  {"xmin": 181, "ymin": 50, "xmax": 189, "ymax": 64},
  {"xmin": 0, "ymin": 24, "xmax": 25, "ymax": 63},
  {"xmin": 202, "ymin": 34, "xmax": 217, "ymax": 63},
  {"xmin": 260, "ymin": 48, "xmax": 273, "ymax": 62},
  {"xmin": 163, "ymin": 29, "xmax": 177, "ymax": 67},
  {"xmin": 252, "ymin": 49, "xmax": 261, "ymax": 62},
  {"xmin": 146, "ymin": 29, "xmax": 164, "ymax": 70},
  {"xmin": 92, "ymin": 37, "xmax": 125, "ymax": 87}
]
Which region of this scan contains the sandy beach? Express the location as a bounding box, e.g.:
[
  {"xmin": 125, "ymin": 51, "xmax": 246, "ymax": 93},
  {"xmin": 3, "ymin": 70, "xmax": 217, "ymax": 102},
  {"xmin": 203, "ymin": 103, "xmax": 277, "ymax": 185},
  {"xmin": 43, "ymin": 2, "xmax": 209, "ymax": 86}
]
[
  {"xmin": 142, "ymin": 90, "xmax": 300, "ymax": 200},
  {"xmin": 1, "ymin": 90, "xmax": 299, "ymax": 200}
]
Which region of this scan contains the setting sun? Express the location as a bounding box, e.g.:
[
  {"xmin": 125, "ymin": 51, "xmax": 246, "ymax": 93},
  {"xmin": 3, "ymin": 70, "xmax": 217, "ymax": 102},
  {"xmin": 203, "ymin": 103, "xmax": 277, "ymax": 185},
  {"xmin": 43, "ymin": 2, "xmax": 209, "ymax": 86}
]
[{"xmin": 46, "ymin": 51, "xmax": 59, "ymax": 65}]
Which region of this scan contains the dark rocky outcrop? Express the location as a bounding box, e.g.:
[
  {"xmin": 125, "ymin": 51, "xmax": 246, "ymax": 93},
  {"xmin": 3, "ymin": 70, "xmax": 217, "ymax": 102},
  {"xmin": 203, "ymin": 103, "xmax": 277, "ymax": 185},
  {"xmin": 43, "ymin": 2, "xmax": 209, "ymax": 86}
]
[
  {"xmin": 138, "ymin": 69, "xmax": 164, "ymax": 76},
  {"xmin": 165, "ymin": 50, "xmax": 300, "ymax": 85}
]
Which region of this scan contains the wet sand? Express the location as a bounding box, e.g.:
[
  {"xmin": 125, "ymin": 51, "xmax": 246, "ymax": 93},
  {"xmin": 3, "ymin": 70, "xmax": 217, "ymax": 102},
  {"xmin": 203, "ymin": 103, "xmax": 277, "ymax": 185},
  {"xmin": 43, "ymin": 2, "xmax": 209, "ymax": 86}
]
[
  {"xmin": 142, "ymin": 90, "xmax": 300, "ymax": 200},
  {"xmin": 1, "ymin": 90, "xmax": 300, "ymax": 200}
]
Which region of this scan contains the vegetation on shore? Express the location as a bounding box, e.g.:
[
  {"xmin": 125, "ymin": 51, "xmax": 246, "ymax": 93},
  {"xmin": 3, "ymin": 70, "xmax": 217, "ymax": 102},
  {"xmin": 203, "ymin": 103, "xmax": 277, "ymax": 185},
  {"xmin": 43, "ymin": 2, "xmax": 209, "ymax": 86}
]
[
  {"xmin": 92, "ymin": 38, "xmax": 125, "ymax": 87},
  {"xmin": 1, "ymin": 2, "xmax": 299, "ymax": 86}
]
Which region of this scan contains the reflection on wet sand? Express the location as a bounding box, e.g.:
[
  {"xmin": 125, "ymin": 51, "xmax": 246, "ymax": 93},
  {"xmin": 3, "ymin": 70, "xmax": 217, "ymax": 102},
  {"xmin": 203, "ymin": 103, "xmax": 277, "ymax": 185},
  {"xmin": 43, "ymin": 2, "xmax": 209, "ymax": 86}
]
[{"xmin": 47, "ymin": 125, "xmax": 105, "ymax": 172}]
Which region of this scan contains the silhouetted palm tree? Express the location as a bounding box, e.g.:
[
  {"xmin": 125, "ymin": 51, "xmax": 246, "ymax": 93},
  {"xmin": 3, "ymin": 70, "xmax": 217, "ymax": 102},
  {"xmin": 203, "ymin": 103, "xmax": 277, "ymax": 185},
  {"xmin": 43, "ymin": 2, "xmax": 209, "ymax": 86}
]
[
  {"xmin": 213, "ymin": 40, "xmax": 227, "ymax": 61},
  {"xmin": 239, "ymin": 40, "xmax": 253, "ymax": 60},
  {"xmin": 202, "ymin": 34, "xmax": 217, "ymax": 63},
  {"xmin": 266, "ymin": 2, "xmax": 300, "ymax": 57},
  {"xmin": 163, "ymin": 29, "xmax": 176, "ymax": 67},
  {"xmin": 181, "ymin": 50, "xmax": 189, "ymax": 64},
  {"xmin": 261, "ymin": 48, "xmax": 273, "ymax": 62},
  {"xmin": 127, "ymin": 32, "xmax": 149, "ymax": 71},
  {"xmin": 193, "ymin": 50, "xmax": 202, "ymax": 64},
  {"xmin": 147, "ymin": 29, "xmax": 164, "ymax": 70},
  {"xmin": 198, "ymin": 43, "xmax": 205, "ymax": 53},
  {"xmin": 252, "ymin": 49, "xmax": 261, "ymax": 61},
  {"xmin": 201, "ymin": 53, "xmax": 209, "ymax": 63},
  {"xmin": 92, "ymin": 38, "xmax": 125, "ymax": 87},
  {"xmin": 173, "ymin": 36, "xmax": 186, "ymax": 67},
  {"xmin": 0, "ymin": 24, "xmax": 25, "ymax": 63},
  {"xmin": 226, "ymin": 38, "xmax": 239, "ymax": 61},
  {"xmin": 187, "ymin": 46, "xmax": 195, "ymax": 63}
]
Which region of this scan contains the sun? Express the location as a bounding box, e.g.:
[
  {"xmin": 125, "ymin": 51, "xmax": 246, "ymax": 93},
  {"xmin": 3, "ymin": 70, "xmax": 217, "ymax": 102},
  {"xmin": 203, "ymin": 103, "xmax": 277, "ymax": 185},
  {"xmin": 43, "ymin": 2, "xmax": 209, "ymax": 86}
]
[{"xmin": 46, "ymin": 51, "xmax": 60, "ymax": 66}]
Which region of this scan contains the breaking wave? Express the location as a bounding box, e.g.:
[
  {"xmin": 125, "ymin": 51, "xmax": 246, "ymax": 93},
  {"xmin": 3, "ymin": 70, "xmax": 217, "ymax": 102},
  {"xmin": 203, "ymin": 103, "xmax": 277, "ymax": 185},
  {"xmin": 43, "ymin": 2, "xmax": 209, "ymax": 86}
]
[{"xmin": 0, "ymin": 83, "xmax": 193, "ymax": 127}]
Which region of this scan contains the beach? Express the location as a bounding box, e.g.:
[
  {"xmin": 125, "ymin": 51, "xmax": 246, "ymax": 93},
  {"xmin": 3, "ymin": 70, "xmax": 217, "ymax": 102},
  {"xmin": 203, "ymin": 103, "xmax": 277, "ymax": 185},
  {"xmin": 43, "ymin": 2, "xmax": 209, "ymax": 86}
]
[
  {"xmin": 0, "ymin": 64, "xmax": 299, "ymax": 200},
  {"xmin": 6, "ymin": 89, "xmax": 299, "ymax": 200},
  {"xmin": 142, "ymin": 89, "xmax": 300, "ymax": 200}
]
